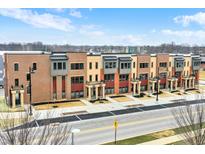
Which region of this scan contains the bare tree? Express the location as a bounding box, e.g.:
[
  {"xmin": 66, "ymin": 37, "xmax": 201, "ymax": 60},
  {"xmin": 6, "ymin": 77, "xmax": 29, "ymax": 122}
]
[
  {"xmin": 0, "ymin": 111, "xmax": 71, "ymax": 145},
  {"xmin": 172, "ymin": 100, "xmax": 205, "ymax": 145}
]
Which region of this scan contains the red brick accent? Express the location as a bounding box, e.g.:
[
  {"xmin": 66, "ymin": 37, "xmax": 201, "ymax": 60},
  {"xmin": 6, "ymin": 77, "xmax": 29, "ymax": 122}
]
[
  {"xmin": 114, "ymin": 71, "xmax": 119, "ymax": 94},
  {"xmin": 105, "ymin": 81, "xmax": 114, "ymax": 88},
  {"xmin": 71, "ymin": 83, "xmax": 84, "ymax": 92}
]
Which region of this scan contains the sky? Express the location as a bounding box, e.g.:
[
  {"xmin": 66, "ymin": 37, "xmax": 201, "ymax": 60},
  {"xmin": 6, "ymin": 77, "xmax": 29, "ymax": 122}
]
[{"xmin": 1, "ymin": 8, "xmax": 205, "ymax": 46}]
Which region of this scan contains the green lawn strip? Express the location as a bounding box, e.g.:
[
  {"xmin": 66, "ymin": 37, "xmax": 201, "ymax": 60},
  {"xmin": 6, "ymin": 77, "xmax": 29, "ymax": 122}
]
[
  {"xmin": 105, "ymin": 135, "xmax": 157, "ymax": 145},
  {"xmin": 104, "ymin": 123, "xmax": 205, "ymax": 145},
  {"xmin": 167, "ymin": 140, "xmax": 186, "ymax": 145}
]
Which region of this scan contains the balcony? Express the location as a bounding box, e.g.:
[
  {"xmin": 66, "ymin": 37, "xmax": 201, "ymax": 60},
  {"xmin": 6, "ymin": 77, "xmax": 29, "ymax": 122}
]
[
  {"xmin": 103, "ymin": 56, "xmax": 118, "ymax": 74},
  {"xmin": 192, "ymin": 56, "xmax": 201, "ymax": 71},
  {"xmin": 174, "ymin": 56, "xmax": 184, "ymax": 72}
]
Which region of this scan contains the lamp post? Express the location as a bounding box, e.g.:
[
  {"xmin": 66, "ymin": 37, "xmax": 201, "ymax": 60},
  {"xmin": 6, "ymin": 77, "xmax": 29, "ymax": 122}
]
[
  {"xmin": 71, "ymin": 128, "xmax": 80, "ymax": 145},
  {"xmin": 28, "ymin": 66, "xmax": 35, "ymax": 116}
]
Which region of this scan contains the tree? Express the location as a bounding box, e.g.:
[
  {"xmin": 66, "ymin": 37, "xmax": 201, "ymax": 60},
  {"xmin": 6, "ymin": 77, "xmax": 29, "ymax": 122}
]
[
  {"xmin": 172, "ymin": 101, "xmax": 205, "ymax": 145},
  {"xmin": 0, "ymin": 111, "xmax": 71, "ymax": 145}
]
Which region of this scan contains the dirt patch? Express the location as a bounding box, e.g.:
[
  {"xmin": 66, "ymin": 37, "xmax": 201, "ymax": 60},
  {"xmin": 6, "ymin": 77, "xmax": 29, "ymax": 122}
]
[{"xmin": 151, "ymin": 130, "xmax": 176, "ymax": 138}]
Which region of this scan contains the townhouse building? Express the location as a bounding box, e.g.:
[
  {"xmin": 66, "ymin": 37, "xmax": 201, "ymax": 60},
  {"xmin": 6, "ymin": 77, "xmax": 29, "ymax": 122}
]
[{"xmin": 3, "ymin": 51, "xmax": 201, "ymax": 108}]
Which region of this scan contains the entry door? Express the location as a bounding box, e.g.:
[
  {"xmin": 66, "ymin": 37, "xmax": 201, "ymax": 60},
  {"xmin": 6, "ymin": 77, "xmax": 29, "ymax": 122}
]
[{"xmin": 15, "ymin": 92, "xmax": 21, "ymax": 106}]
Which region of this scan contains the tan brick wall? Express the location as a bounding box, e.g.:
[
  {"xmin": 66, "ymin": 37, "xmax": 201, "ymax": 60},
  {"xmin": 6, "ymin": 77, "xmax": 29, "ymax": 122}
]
[
  {"xmin": 137, "ymin": 54, "xmax": 150, "ymax": 77},
  {"xmin": 4, "ymin": 53, "xmax": 51, "ymax": 104},
  {"xmin": 67, "ymin": 52, "xmax": 87, "ymax": 99},
  {"xmin": 87, "ymin": 55, "xmax": 102, "ymax": 82}
]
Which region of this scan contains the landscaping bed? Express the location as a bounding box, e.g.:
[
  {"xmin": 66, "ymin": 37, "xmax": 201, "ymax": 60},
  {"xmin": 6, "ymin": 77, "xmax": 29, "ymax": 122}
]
[{"xmin": 90, "ymin": 99, "xmax": 111, "ymax": 104}]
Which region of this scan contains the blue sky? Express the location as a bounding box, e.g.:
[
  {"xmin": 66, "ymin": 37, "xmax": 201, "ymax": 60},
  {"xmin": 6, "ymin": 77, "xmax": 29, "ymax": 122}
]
[{"xmin": 1, "ymin": 8, "xmax": 205, "ymax": 45}]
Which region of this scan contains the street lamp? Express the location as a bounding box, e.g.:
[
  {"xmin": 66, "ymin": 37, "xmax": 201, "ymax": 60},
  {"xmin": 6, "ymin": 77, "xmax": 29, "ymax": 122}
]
[
  {"xmin": 71, "ymin": 128, "xmax": 80, "ymax": 145},
  {"xmin": 27, "ymin": 66, "xmax": 35, "ymax": 116}
]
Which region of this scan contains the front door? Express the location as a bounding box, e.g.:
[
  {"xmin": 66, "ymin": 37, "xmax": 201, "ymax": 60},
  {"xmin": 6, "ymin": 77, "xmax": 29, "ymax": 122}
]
[{"xmin": 15, "ymin": 92, "xmax": 21, "ymax": 106}]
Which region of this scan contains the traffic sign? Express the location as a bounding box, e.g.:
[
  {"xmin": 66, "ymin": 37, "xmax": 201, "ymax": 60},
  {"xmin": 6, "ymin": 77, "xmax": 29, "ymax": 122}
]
[{"xmin": 114, "ymin": 119, "xmax": 118, "ymax": 129}]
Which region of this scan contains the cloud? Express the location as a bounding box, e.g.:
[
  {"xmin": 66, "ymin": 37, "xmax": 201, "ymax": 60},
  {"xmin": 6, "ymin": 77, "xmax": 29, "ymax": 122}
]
[
  {"xmin": 69, "ymin": 9, "xmax": 82, "ymax": 18},
  {"xmin": 52, "ymin": 8, "xmax": 65, "ymax": 13},
  {"xmin": 174, "ymin": 12, "xmax": 205, "ymax": 26},
  {"xmin": 112, "ymin": 34, "xmax": 142, "ymax": 45},
  {"xmin": 162, "ymin": 29, "xmax": 205, "ymax": 38},
  {"xmin": 79, "ymin": 24, "xmax": 105, "ymax": 37},
  {"xmin": 0, "ymin": 8, "xmax": 74, "ymax": 32}
]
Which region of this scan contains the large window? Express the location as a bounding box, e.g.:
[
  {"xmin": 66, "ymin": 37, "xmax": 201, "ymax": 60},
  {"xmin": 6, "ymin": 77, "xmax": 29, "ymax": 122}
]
[
  {"xmin": 120, "ymin": 62, "xmax": 131, "ymax": 69},
  {"xmin": 139, "ymin": 63, "xmax": 149, "ymax": 68},
  {"xmin": 95, "ymin": 74, "xmax": 98, "ymax": 81},
  {"xmin": 139, "ymin": 74, "xmax": 148, "ymax": 80},
  {"xmin": 160, "ymin": 72, "xmax": 167, "ymax": 78},
  {"xmin": 119, "ymin": 74, "xmax": 129, "ymax": 81},
  {"xmin": 71, "ymin": 76, "xmax": 84, "ymax": 84},
  {"xmin": 193, "ymin": 61, "xmax": 200, "ymax": 66},
  {"xmin": 104, "ymin": 74, "xmax": 114, "ymax": 81},
  {"xmin": 159, "ymin": 62, "xmax": 167, "ymax": 67},
  {"xmin": 133, "ymin": 62, "xmax": 135, "ymax": 68},
  {"xmin": 53, "ymin": 62, "xmax": 66, "ymax": 70},
  {"xmin": 62, "ymin": 76, "xmax": 66, "ymax": 98},
  {"xmin": 14, "ymin": 63, "xmax": 19, "ymax": 71},
  {"xmin": 105, "ymin": 62, "xmax": 116, "ymax": 69},
  {"xmin": 71, "ymin": 63, "xmax": 84, "ymax": 70},
  {"xmin": 53, "ymin": 76, "xmax": 57, "ymax": 99}
]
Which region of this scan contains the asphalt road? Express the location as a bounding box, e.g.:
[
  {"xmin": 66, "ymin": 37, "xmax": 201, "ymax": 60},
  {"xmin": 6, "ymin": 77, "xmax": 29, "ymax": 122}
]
[{"xmin": 12, "ymin": 99, "xmax": 205, "ymax": 145}]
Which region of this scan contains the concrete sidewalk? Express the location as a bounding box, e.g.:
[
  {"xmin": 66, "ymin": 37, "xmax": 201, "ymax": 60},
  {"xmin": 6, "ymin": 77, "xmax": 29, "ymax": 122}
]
[{"xmin": 139, "ymin": 134, "xmax": 183, "ymax": 145}]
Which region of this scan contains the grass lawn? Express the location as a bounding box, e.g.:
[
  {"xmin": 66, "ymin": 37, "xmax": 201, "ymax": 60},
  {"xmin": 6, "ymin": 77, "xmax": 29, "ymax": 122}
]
[
  {"xmin": 168, "ymin": 140, "xmax": 186, "ymax": 145},
  {"xmin": 105, "ymin": 129, "xmax": 176, "ymax": 145},
  {"xmin": 105, "ymin": 124, "xmax": 205, "ymax": 145},
  {"xmin": 0, "ymin": 118, "xmax": 26, "ymax": 128},
  {"xmin": 0, "ymin": 96, "xmax": 24, "ymax": 112},
  {"xmin": 111, "ymin": 96, "xmax": 133, "ymax": 102},
  {"xmin": 34, "ymin": 101, "xmax": 85, "ymax": 110},
  {"xmin": 199, "ymin": 85, "xmax": 205, "ymax": 90},
  {"xmin": 199, "ymin": 71, "xmax": 205, "ymax": 81}
]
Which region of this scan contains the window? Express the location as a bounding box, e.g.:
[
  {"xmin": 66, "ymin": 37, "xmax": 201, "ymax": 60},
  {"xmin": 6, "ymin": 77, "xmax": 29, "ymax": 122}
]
[
  {"xmin": 33, "ymin": 63, "xmax": 37, "ymax": 70},
  {"xmin": 63, "ymin": 62, "xmax": 66, "ymax": 70},
  {"xmin": 133, "ymin": 73, "xmax": 135, "ymax": 79},
  {"xmin": 160, "ymin": 72, "xmax": 167, "ymax": 78},
  {"xmin": 119, "ymin": 74, "xmax": 129, "ymax": 81},
  {"xmin": 71, "ymin": 76, "xmax": 84, "ymax": 84},
  {"xmin": 53, "ymin": 62, "xmax": 57, "ymax": 70},
  {"xmin": 89, "ymin": 62, "xmax": 92, "ymax": 69},
  {"xmin": 14, "ymin": 63, "xmax": 19, "ymax": 71},
  {"xmin": 120, "ymin": 62, "xmax": 131, "ymax": 69},
  {"xmin": 187, "ymin": 61, "xmax": 189, "ymax": 67},
  {"xmin": 151, "ymin": 72, "xmax": 153, "ymax": 78},
  {"xmin": 139, "ymin": 74, "xmax": 148, "ymax": 80},
  {"xmin": 104, "ymin": 74, "xmax": 114, "ymax": 81},
  {"xmin": 58, "ymin": 62, "xmax": 62, "ymax": 70},
  {"xmin": 95, "ymin": 74, "xmax": 98, "ymax": 81},
  {"xmin": 169, "ymin": 62, "xmax": 171, "ymax": 67},
  {"xmin": 26, "ymin": 73, "xmax": 30, "ymax": 81},
  {"xmin": 15, "ymin": 78, "xmax": 19, "ymax": 87},
  {"xmin": 133, "ymin": 62, "xmax": 135, "ymax": 68},
  {"xmin": 140, "ymin": 63, "xmax": 149, "ymax": 68},
  {"xmin": 96, "ymin": 62, "xmax": 98, "ymax": 69},
  {"xmin": 151, "ymin": 62, "xmax": 153, "ymax": 68},
  {"xmin": 71, "ymin": 63, "xmax": 84, "ymax": 70},
  {"xmin": 105, "ymin": 62, "xmax": 116, "ymax": 69},
  {"xmin": 89, "ymin": 75, "xmax": 92, "ymax": 82},
  {"xmin": 159, "ymin": 62, "xmax": 167, "ymax": 67},
  {"xmin": 184, "ymin": 62, "xmax": 186, "ymax": 67}
]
